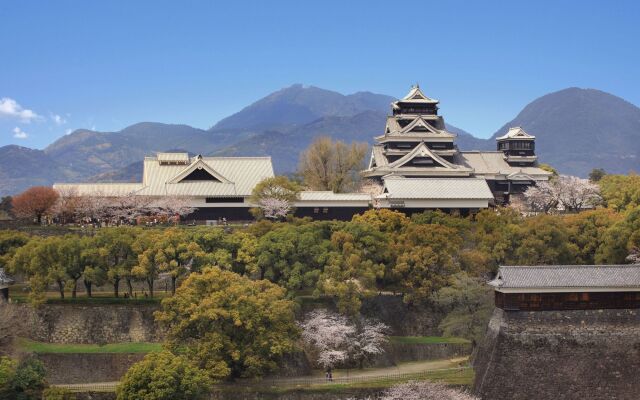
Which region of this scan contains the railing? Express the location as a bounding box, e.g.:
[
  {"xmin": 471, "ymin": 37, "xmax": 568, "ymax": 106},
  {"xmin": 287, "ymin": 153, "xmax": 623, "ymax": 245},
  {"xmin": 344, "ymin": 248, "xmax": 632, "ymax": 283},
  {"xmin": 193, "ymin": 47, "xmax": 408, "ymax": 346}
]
[
  {"xmin": 52, "ymin": 366, "xmax": 472, "ymax": 393},
  {"xmin": 232, "ymin": 367, "xmax": 471, "ymax": 388}
]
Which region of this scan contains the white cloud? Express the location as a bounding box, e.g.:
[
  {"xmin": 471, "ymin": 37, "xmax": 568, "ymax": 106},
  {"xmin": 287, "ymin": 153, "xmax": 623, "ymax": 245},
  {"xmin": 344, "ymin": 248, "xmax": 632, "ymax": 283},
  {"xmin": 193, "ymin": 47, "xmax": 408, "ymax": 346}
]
[
  {"xmin": 0, "ymin": 98, "xmax": 41, "ymax": 123},
  {"xmin": 65, "ymin": 128, "xmax": 72, "ymax": 135},
  {"xmin": 12, "ymin": 127, "xmax": 28, "ymax": 139},
  {"xmin": 51, "ymin": 113, "xmax": 67, "ymax": 125}
]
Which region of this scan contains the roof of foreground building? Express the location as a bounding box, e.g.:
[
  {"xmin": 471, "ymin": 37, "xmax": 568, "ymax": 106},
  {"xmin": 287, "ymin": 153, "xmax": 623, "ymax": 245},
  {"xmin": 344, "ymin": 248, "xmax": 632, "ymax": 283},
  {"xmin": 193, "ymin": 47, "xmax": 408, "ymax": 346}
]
[{"xmin": 489, "ymin": 265, "xmax": 640, "ymax": 292}]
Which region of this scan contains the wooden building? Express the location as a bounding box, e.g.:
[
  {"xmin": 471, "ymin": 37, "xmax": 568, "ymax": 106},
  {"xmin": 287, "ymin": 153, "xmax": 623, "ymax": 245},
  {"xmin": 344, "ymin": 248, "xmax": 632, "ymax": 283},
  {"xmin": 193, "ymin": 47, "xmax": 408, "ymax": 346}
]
[
  {"xmin": 489, "ymin": 265, "xmax": 640, "ymax": 311},
  {"xmin": 362, "ymin": 85, "xmax": 552, "ymax": 207},
  {"xmin": 54, "ymin": 153, "xmax": 275, "ymax": 223}
]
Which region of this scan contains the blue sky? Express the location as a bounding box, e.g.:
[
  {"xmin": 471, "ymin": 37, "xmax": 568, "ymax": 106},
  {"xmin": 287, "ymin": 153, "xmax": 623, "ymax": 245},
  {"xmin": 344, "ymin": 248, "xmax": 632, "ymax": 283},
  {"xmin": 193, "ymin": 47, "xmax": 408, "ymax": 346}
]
[{"xmin": 1, "ymin": 0, "xmax": 639, "ymax": 148}]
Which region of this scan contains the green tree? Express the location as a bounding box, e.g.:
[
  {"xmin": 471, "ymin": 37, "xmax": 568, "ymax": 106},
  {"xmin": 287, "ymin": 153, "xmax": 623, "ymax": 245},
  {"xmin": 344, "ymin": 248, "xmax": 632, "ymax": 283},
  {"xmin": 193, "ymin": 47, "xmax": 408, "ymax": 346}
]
[
  {"xmin": 393, "ymin": 224, "xmax": 462, "ymax": 306},
  {"xmin": 564, "ymin": 209, "xmax": 621, "ymax": 264},
  {"xmin": 0, "ymin": 230, "xmax": 29, "ymax": 270},
  {"xmin": 116, "ymin": 351, "xmax": 211, "ymax": 400},
  {"xmin": 589, "ymin": 168, "xmax": 606, "ymax": 182},
  {"xmin": 0, "ymin": 356, "xmax": 17, "ymax": 398},
  {"xmin": 155, "ymin": 266, "xmax": 298, "ymax": 379},
  {"xmin": 351, "ymin": 209, "xmax": 410, "ymax": 234},
  {"xmin": 599, "ymin": 174, "xmax": 640, "ymax": 211},
  {"xmin": 432, "ymin": 273, "xmax": 493, "ymax": 345},
  {"xmin": 317, "ymin": 222, "xmax": 391, "ymax": 314},
  {"xmin": 249, "ymin": 176, "xmax": 301, "ymax": 220},
  {"xmin": 136, "ymin": 228, "xmax": 206, "ymax": 294},
  {"xmin": 5, "ymin": 357, "xmax": 47, "ymax": 400},
  {"xmin": 94, "ymin": 227, "xmax": 138, "ymax": 298},
  {"xmin": 512, "ymin": 214, "xmax": 578, "ymax": 265},
  {"xmin": 42, "ymin": 387, "xmax": 75, "ymax": 400}
]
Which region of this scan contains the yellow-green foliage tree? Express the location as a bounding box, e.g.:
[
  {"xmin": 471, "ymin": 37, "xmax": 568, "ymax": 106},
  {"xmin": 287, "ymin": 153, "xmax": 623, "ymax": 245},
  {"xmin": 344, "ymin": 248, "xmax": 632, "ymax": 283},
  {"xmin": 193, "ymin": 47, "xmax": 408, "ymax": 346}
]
[
  {"xmin": 599, "ymin": 174, "xmax": 640, "ymax": 211},
  {"xmin": 0, "ymin": 230, "xmax": 29, "ymax": 270},
  {"xmin": 135, "ymin": 228, "xmax": 206, "ymax": 295},
  {"xmin": 298, "ymin": 136, "xmax": 368, "ymax": 193},
  {"xmin": 116, "ymin": 351, "xmax": 210, "ymax": 400},
  {"xmin": 512, "ymin": 214, "xmax": 578, "ymax": 265},
  {"xmin": 94, "ymin": 227, "xmax": 139, "ymax": 298},
  {"xmin": 155, "ymin": 266, "xmax": 298, "ymax": 380},
  {"xmin": 394, "ymin": 224, "xmax": 462, "ymax": 306},
  {"xmin": 317, "ymin": 221, "xmax": 392, "ymax": 314}
]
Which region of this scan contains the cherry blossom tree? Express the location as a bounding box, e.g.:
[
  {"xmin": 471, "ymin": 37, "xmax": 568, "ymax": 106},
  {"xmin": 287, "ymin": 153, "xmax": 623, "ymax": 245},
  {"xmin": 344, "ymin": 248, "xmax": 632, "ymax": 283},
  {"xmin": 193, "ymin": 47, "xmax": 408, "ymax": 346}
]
[
  {"xmin": 258, "ymin": 198, "xmax": 292, "ymax": 220},
  {"xmin": 151, "ymin": 195, "xmax": 197, "ymax": 222},
  {"xmin": 556, "ymin": 175, "xmax": 602, "ymax": 212},
  {"xmin": 301, "ymin": 310, "xmax": 354, "ymax": 371},
  {"xmin": 300, "ymin": 309, "xmax": 389, "ymax": 372},
  {"xmin": 524, "ymin": 175, "xmax": 601, "ymax": 213},
  {"xmin": 523, "ymin": 181, "xmax": 559, "ymax": 213},
  {"xmin": 349, "ymin": 319, "xmax": 389, "ymax": 368},
  {"xmin": 378, "ymin": 381, "xmax": 478, "ymax": 400},
  {"xmin": 52, "ymin": 187, "xmax": 82, "ymax": 223}
]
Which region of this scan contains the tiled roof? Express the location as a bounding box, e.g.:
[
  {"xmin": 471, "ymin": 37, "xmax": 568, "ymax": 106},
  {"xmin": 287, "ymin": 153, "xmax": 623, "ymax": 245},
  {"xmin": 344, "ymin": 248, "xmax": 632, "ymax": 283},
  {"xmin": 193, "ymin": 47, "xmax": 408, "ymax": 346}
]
[
  {"xmin": 53, "ymin": 183, "xmax": 144, "ymax": 196},
  {"xmin": 157, "ymin": 152, "xmax": 190, "ymax": 162},
  {"xmin": 380, "ymin": 177, "xmax": 493, "ymax": 200},
  {"xmin": 457, "ymin": 151, "xmax": 551, "ymax": 178},
  {"xmin": 298, "ymin": 191, "xmax": 371, "ymax": 202},
  {"xmin": 489, "ymin": 265, "xmax": 640, "ymax": 289},
  {"xmin": 496, "ymin": 127, "xmax": 535, "ymax": 140},
  {"xmin": 0, "ymin": 268, "xmax": 14, "ymax": 286},
  {"xmin": 54, "ymin": 154, "xmax": 274, "ymax": 197}
]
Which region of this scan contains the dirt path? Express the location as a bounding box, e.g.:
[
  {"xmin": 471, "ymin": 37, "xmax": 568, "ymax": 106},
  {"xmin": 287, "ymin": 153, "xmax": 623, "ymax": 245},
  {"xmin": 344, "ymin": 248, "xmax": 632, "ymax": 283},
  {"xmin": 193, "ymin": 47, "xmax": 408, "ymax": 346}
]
[{"xmin": 53, "ymin": 356, "xmax": 470, "ymax": 392}]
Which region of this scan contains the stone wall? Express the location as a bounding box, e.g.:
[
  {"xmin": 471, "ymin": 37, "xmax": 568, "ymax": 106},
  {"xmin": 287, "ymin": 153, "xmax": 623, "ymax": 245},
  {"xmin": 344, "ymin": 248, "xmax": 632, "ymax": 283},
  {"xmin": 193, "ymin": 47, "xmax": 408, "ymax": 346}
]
[
  {"xmin": 39, "ymin": 353, "xmax": 145, "ymax": 384},
  {"xmin": 12, "ymin": 303, "xmax": 162, "ymax": 344},
  {"xmin": 474, "ymin": 308, "xmax": 640, "ymax": 400}
]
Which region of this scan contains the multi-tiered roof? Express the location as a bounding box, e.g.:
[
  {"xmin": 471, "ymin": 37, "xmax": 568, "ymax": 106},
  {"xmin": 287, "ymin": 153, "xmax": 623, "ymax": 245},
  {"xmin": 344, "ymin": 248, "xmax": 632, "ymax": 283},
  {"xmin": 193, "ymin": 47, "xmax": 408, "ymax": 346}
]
[{"xmin": 365, "ymin": 85, "xmax": 471, "ymax": 178}]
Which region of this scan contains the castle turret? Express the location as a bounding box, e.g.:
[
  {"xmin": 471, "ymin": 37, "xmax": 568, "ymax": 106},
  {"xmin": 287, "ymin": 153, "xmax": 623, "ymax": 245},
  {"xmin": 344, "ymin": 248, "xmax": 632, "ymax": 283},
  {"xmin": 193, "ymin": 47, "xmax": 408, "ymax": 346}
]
[{"xmin": 496, "ymin": 127, "xmax": 537, "ymax": 166}]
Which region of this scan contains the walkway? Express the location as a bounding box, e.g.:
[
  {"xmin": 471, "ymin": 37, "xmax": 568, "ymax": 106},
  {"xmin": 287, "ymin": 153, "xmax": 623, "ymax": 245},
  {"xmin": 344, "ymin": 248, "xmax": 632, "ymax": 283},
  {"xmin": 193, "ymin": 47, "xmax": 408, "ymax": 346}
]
[{"xmin": 54, "ymin": 356, "xmax": 471, "ymax": 392}]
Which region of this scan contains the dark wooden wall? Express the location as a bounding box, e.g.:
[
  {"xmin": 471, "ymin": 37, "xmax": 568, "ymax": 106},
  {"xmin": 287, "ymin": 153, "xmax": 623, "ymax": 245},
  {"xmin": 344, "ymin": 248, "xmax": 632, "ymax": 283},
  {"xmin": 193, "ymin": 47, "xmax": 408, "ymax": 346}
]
[{"xmin": 495, "ymin": 291, "xmax": 640, "ymax": 311}]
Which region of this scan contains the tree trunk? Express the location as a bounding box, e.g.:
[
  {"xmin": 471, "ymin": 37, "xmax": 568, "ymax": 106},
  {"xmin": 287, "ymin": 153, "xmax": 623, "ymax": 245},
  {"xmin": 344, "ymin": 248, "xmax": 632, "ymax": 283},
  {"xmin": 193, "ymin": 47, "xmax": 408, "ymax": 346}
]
[
  {"xmin": 113, "ymin": 278, "xmax": 120, "ymax": 298},
  {"xmin": 148, "ymin": 278, "xmax": 154, "ymax": 298},
  {"xmin": 57, "ymin": 280, "xmax": 65, "ymax": 299},
  {"xmin": 171, "ymin": 276, "xmax": 177, "ymax": 295},
  {"xmin": 71, "ymin": 278, "xmax": 79, "ymax": 298},
  {"xmin": 127, "ymin": 279, "xmax": 133, "ymax": 297},
  {"xmin": 84, "ymin": 280, "xmax": 93, "ymax": 297}
]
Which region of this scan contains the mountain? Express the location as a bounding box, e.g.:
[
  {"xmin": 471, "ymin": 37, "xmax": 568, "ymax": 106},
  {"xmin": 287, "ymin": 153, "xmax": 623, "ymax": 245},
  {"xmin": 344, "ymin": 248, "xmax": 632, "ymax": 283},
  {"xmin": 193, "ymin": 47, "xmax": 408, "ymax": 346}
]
[
  {"xmin": 1, "ymin": 85, "xmax": 639, "ymax": 196},
  {"xmin": 44, "ymin": 123, "xmax": 220, "ymax": 179},
  {"xmin": 0, "ymin": 146, "xmax": 75, "ymax": 195},
  {"xmin": 211, "ymin": 84, "xmax": 395, "ymax": 131},
  {"xmin": 214, "ymin": 110, "xmax": 388, "ymax": 172},
  {"xmin": 490, "ymin": 88, "xmax": 640, "ymax": 176}
]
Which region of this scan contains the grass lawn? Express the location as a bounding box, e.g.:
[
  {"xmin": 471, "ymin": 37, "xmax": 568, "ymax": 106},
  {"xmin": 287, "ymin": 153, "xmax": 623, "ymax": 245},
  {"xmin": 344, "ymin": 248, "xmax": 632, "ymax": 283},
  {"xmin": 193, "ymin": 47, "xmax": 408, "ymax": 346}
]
[
  {"xmin": 389, "ymin": 336, "xmax": 471, "ymax": 345},
  {"xmin": 18, "ymin": 339, "xmax": 163, "ymax": 354}
]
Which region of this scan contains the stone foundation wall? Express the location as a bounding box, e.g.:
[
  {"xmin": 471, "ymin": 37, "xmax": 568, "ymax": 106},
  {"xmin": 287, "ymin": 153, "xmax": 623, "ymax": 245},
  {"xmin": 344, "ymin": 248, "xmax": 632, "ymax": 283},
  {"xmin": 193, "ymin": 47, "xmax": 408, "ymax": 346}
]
[
  {"xmin": 474, "ymin": 308, "xmax": 640, "ymax": 400},
  {"xmin": 39, "ymin": 353, "xmax": 145, "ymax": 384},
  {"xmin": 11, "ymin": 303, "xmax": 162, "ymax": 344}
]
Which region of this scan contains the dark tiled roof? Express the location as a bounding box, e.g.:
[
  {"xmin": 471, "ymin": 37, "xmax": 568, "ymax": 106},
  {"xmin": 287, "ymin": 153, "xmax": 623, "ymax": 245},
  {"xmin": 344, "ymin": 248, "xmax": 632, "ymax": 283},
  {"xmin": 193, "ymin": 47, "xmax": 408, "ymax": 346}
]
[
  {"xmin": 0, "ymin": 268, "xmax": 14, "ymax": 286},
  {"xmin": 489, "ymin": 265, "xmax": 640, "ymax": 289}
]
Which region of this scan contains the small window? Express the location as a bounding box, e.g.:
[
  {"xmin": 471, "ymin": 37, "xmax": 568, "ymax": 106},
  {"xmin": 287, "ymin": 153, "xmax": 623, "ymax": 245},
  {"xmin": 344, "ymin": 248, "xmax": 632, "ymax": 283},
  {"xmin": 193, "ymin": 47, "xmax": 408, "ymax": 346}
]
[
  {"xmin": 322, "ymin": 208, "xmax": 329, "ymax": 214},
  {"xmin": 313, "ymin": 208, "xmax": 320, "ymax": 214}
]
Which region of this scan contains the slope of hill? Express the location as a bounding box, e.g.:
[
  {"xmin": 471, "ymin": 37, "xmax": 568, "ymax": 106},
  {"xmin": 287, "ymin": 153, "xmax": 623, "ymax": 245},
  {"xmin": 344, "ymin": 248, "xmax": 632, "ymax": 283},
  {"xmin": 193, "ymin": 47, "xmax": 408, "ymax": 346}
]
[
  {"xmin": 0, "ymin": 146, "xmax": 74, "ymax": 195},
  {"xmin": 1, "ymin": 85, "xmax": 639, "ymax": 195},
  {"xmin": 491, "ymin": 88, "xmax": 640, "ymax": 176},
  {"xmin": 211, "ymin": 84, "xmax": 395, "ymax": 131},
  {"xmin": 214, "ymin": 110, "xmax": 388, "ymax": 172},
  {"xmin": 44, "ymin": 123, "xmax": 222, "ymax": 179}
]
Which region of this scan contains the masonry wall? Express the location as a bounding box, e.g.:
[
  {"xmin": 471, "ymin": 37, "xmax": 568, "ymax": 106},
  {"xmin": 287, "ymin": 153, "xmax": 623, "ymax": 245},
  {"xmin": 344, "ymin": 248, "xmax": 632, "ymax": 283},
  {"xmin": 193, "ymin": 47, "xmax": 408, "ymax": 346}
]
[
  {"xmin": 473, "ymin": 308, "xmax": 640, "ymax": 400},
  {"xmin": 12, "ymin": 303, "xmax": 162, "ymax": 344}
]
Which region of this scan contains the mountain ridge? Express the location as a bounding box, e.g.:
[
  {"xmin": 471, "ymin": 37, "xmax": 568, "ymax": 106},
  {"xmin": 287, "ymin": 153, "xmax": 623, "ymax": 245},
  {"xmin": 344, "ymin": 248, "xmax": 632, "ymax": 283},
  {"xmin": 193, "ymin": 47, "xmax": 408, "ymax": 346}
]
[{"xmin": 1, "ymin": 85, "xmax": 639, "ymax": 195}]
